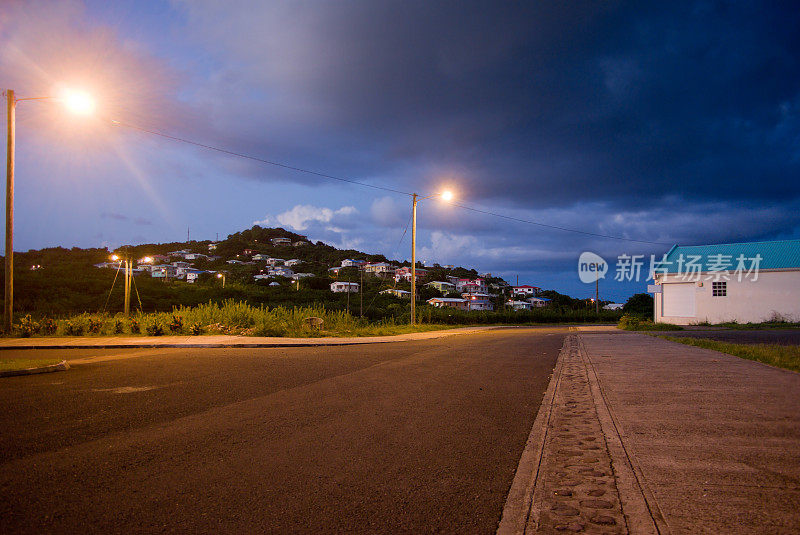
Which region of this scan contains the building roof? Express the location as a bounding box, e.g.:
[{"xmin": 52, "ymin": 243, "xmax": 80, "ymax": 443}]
[
  {"xmin": 428, "ymin": 297, "xmax": 467, "ymax": 303},
  {"xmin": 657, "ymin": 239, "xmax": 800, "ymax": 273}
]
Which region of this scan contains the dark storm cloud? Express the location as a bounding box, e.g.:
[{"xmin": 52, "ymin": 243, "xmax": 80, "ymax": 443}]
[{"xmin": 177, "ymin": 1, "xmax": 800, "ymax": 213}]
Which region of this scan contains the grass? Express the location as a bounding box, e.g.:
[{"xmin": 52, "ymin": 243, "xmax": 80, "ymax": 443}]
[
  {"xmin": 714, "ymin": 321, "xmax": 800, "ymax": 330},
  {"xmin": 660, "ymin": 336, "xmax": 800, "ymax": 373},
  {"xmin": 617, "ymin": 314, "xmax": 683, "ymax": 331},
  {"xmin": 0, "ymin": 358, "xmax": 62, "ymax": 372}
]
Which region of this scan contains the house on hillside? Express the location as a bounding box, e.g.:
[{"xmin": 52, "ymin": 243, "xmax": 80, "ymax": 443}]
[
  {"xmin": 330, "ymin": 281, "xmax": 359, "ymax": 293},
  {"xmin": 461, "ymin": 292, "xmax": 494, "ymax": 311},
  {"xmin": 427, "ymin": 281, "xmax": 456, "ymax": 293},
  {"xmin": 456, "ymin": 278, "xmax": 487, "ymax": 293},
  {"xmin": 252, "ymin": 253, "xmax": 270, "ymax": 261},
  {"xmin": 427, "ymin": 297, "xmax": 469, "ymax": 310},
  {"xmin": 507, "ymin": 300, "xmax": 533, "ymax": 311},
  {"xmin": 394, "ymin": 266, "xmax": 429, "ymax": 282},
  {"xmin": 265, "ymin": 257, "xmax": 285, "ymax": 266},
  {"xmin": 512, "ymin": 285, "xmax": 541, "ymax": 297},
  {"xmin": 652, "ymin": 239, "xmax": 800, "ymax": 325},
  {"xmin": 208, "ymin": 243, "xmax": 218, "ymax": 252},
  {"xmin": 528, "ymin": 297, "xmax": 551, "ymax": 308},
  {"xmin": 341, "ymin": 259, "xmax": 367, "ymax": 267},
  {"xmin": 292, "ymin": 240, "xmax": 309, "ymax": 247},
  {"xmin": 284, "ymin": 259, "xmax": 302, "ymax": 267},
  {"xmin": 363, "ymin": 262, "xmax": 394, "ymax": 276},
  {"xmin": 271, "ymin": 237, "xmax": 292, "ymax": 246},
  {"xmin": 603, "ymin": 303, "xmax": 624, "ymax": 311},
  {"xmin": 185, "ymin": 269, "xmax": 205, "ymax": 283}
]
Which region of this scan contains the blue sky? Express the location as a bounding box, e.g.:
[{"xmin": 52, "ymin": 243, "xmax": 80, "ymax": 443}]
[{"xmin": 2, "ymin": 1, "xmax": 799, "ymax": 301}]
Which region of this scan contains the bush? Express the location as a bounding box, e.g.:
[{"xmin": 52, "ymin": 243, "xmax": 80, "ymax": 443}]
[
  {"xmin": 64, "ymin": 321, "xmax": 85, "ymax": 336},
  {"xmin": 87, "ymin": 318, "xmax": 103, "ymax": 334},
  {"xmin": 114, "ymin": 319, "xmax": 125, "ymax": 334},
  {"xmin": 169, "ymin": 315, "xmax": 183, "ymax": 333},
  {"xmin": 129, "ymin": 318, "xmax": 140, "ymax": 334},
  {"xmin": 41, "ymin": 317, "xmax": 57, "ymax": 335},
  {"xmin": 145, "ymin": 322, "xmax": 164, "ymax": 336},
  {"xmin": 618, "ymin": 314, "xmax": 683, "ymax": 331},
  {"xmin": 190, "ymin": 322, "xmax": 203, "ymax": 335},
  {"xmin": 18, "ymin": 315, "xmax": 40, "ymax": 338}
]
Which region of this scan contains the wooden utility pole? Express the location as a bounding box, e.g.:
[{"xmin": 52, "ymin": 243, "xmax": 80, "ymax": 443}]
[
  {"xmin": 123, "ymin": 260, "xmax": 131, "ymax": 317},
  {"xmin": 360, "ymin": 267, "xmax": 363, "ymax": 317},
  {"xmin": 595, "ymin": 276, "xmax": 599, "ymax": 314},
  {"xmin": 4, "ymin": 90, "xmax": 15, "ymax": 333},
  {"xmin": 411, "ymin": 194, "xmax": 418, "ymax": 325}
]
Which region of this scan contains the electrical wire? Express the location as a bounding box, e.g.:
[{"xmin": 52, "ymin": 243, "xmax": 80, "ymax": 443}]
[{"xmin": 111, "ymin": 119, "xmax": 672, "ymax": 246}]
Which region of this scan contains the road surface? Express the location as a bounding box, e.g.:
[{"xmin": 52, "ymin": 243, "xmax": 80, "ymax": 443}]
[{"xmin": 0, "ymin": 327, "xmax": 565, "ymax": 534}]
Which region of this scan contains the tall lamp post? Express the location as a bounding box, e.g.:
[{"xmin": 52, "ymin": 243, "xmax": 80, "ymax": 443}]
[
  {"xmin": 4, "ymin": 88, "xmax": 95, "ymax": 332},
  {"xmin": 410, "ymin": 190, "xmax": 453, "ymax": 325}
]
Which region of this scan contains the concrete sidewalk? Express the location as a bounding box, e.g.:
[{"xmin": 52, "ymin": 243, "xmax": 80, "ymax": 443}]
[
  {"xmin": 501, "ymin": 331, "xmax": 800, "ymax": 534},
  {"xmin": 0, "ymin": 326, "xmax": 495, "ymax": 350},
  {"xmin": 581, "ymin": 332, "xmax": 800, "ymax": 533}
]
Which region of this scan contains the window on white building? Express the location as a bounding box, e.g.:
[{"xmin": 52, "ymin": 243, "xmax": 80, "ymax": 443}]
[{"xmin": 712, "ymin": 281, "xmax": 727, "ymax": 297}]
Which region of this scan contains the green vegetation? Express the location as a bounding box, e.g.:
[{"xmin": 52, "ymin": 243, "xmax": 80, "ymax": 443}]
[
  {"xmin": 617, "ymin": 314, "xmax": 683, "ymax": 331},
  {"xmin": 7, "ymin": 300, "xmax": 457, "ymax": 338},
  {"xmin": 0, "ymin": 358, "xmax": 62, "ymax": 372},
  {"xmin": 622, "ymin": 293, "xmax": 654, "ymax": 317},
  {"xmin": 660, "ymin": 336, "xmax": 800, "ymax": 373}
]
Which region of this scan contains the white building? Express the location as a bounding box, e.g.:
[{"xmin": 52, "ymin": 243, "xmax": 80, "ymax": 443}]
[
  {"xmin": 461, "ymin": 292, "xmax": 494, "ymax": 311},
  {"xmin": 512, "ymin": 284, "xmax": 540, "ymax": 296},
  {"xmin": 528, "ymin": 297, "xmax": 551, "ymax": 308},
  {"xmin": 427, "ymin": 297, "xmax": 469, "ymax": 310},
  {"xmin": 330, "ymin": 281, "xmax": 360, "ymax": 293},
  {"xmin": 652, "ymin": 239, "xmax": 800, "ymax": 325},
  {"xmin": 271, "ymin": 237, "xmax": 292, "ymax": 246},
  {"xmin": 507, "ymin": 300, "xmax": 533, "ymax": 311},
  {"xmin": 603, "ymin": 303, "xmax": 624, "ymax": 311}
]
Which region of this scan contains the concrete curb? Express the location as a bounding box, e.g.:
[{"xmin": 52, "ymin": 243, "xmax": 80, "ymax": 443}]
[
  {"xmin": 0, "ymin": 327, "xmax": 495, "ymax": 351},
  {"xmin": 497, "ymin": 337, "xmax": 567, "ymax": 534},
  {"xmin": 577, "ymin": 334, "xmax": 670, "ymax": 534},
  {"xmin": 0, "ymin": 359, "xmax": 69, "ymax": 378}
]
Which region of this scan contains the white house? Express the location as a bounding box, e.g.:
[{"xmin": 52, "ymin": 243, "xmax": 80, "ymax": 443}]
[
  {"xmin": 507, "ymin": 300, "xmax": 533, "ymax": 311},
  {"xmin": 284, "ymin": 259, "xmax": 302, "ymax": 267},
  {"xmin": 252, "ymin": 254, "xmax": 270, "ymax": 261},
  {"xmin": 290, "ymin": 273, "xmax": 315, "ymax": 280},
  {"xmin": 341, "ymin": 259, "xmax": 366, "ymax": 267},
  {"xmin": 528, "ymin": 297, "xmax": 551, "ymax": 308},
  {"xmin": 652, "ymin": 239, "xmax": 800, "ymax": 325},
  {"xmin": 331, "ymin": 281, "xmax": 360, "ymax": 293},
  {"xmin": 185, "ymin": 269, "xmax": 205, "ymax": 283},
  {"xmin": 427, "ymin": 297, "xmax": 469, "ymax": 310},
  {"xmin": 512, "ymin": 284, "xmax": 541, "ymax": 296},
  {"xmin": 603, "ymin": 303, "xmax": 624, "ymax": 311},
  {"xmin": 271, "ymin": 237, "xmax": 292, "ymax": 246},
  {"xmin": 455, "ymin": 278, "xmax": 487, "ymax": 293},
  {"xmin": 265, "ymin": 257, "xmax": 285, "ymax": 266}
]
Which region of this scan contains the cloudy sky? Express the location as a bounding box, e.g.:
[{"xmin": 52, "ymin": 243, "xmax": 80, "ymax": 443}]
[{"xmin": 1, "ymin": 1, "xmax": 799, "ymax": 300}]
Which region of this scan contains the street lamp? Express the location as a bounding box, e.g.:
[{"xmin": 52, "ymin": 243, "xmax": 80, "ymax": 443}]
[
  {"xmin": 4, "ymin": 88, "xmax": 96, "ymax": 331},
  {"xmin": 410, "ymin": 190, "xmax": 453, "ymax": 325},
  {"xmin": 217, "ymin": 272, "xmax": 226, "ymax": 288}
]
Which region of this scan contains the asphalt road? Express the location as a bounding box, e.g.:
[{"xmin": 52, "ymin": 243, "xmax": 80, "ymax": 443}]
[{"xmin": 0, "ymin": 327, "xmax": 565, "ymax": 534}]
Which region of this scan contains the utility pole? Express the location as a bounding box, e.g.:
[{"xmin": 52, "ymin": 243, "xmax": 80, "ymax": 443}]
[
  {"xmin": 411, "ymin": 193, "xmax": 418, "ymax": 325},
  {"xmin": 4, "ymin": 90, "xmax": 15, "ymax": 332},
  {"xmin": 346, "ymin": 271, "xmax": 351, "ymax": 315},
  {"xmin": 595, "ymin": 276, "xmax": 599, "ymax": 314},
  {"xmin": 360, "ymin": 267, "xmax": 363, "ymax": 317}
]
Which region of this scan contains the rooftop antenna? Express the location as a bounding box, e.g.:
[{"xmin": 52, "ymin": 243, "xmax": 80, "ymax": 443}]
[{"xmin": 187, "ymin": 226, "xmax": 190, "ymax": 243}]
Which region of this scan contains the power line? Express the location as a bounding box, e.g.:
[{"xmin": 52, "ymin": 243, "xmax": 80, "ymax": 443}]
[
  {"xmin": 111, "ymin": 120, "xmax": 412, "ymax": 197},
  {"xmin": 447, "ymin": 201, "xmax": 673, "ymax": 246},
  {"xmin": 112, "ymin": 119, "xmax": 672, "ymax": 246}
]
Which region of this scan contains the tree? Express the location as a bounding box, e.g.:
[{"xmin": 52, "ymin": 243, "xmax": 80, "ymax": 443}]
[{"xmin": 623, "ymin": 293, "xmax": 654, "ymax": 317}]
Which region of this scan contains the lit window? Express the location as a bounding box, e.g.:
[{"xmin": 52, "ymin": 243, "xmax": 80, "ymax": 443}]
[{"xmin": 712, "ymin": 281, "xmax": 727, "ymax": 297}]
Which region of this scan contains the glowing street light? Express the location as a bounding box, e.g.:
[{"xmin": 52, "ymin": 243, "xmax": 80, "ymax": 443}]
[
  {"xmin": 410, "ymin": 189, "xmax": 454, "ymax": 325},
  {"xmin": 4, "ymin": 87, "xmax": 96, "ymax": 331},
  {"xmin": 217, "ymin": 272, "xmax": 226, "ymax": 288}
]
